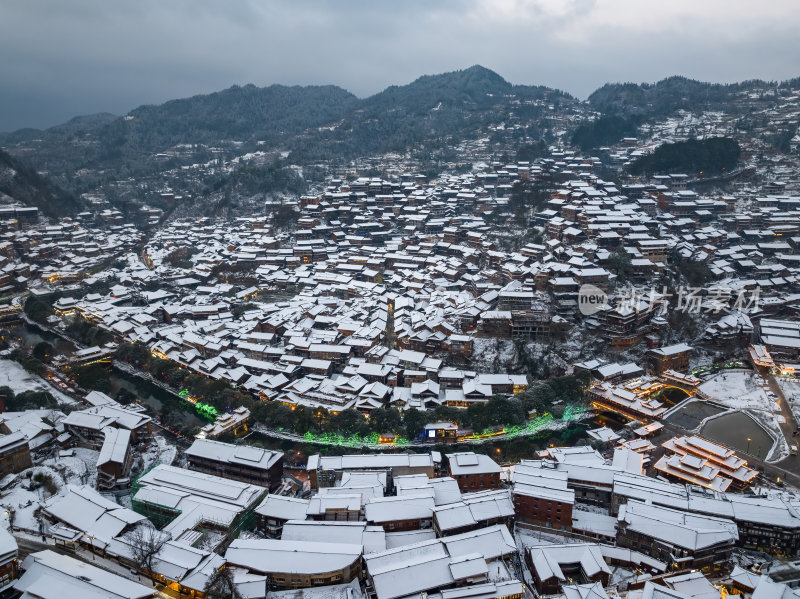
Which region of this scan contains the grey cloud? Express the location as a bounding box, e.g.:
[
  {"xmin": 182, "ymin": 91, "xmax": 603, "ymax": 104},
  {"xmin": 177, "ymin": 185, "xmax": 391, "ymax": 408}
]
[{"xmin": 0, "ymin": 0, "xmax": 798, "ymax": 131}]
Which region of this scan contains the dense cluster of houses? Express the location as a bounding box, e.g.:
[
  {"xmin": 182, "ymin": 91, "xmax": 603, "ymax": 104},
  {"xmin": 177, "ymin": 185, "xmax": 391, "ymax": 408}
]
[
  {"xmin": 0, "ymin": 389, "xmax": 153, "ymax": 492},
  {"xmin": 0, "ymin": 212, "xmax": 144, "ymax": 299},
  {"xmin": 1, "ymin": 93, "xmax": 800, "ymax": 599},
  {"xmin": 0, "ymin": 440, "xmax": 794, "ymax": 599},
  {"xmin": 18, "ymin": 154, "xmax": 794, "ymax": 437}
]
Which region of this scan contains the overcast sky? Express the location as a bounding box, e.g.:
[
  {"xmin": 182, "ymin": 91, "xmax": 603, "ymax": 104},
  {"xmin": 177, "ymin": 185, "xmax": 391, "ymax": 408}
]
[{"xmin": 2, "ymin": 0, "xmax": 799, "ymax": 132}]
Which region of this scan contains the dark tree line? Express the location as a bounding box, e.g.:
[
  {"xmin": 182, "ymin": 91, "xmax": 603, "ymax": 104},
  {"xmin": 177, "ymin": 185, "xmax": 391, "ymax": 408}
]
[
  {"xmin": 627, "ymin": 137, "xmax": 741, "ymax": 177},
  {"xmin": 588, "ymin": 75, "xmax": 787, "ymax": 119},
  {"xmin": 571, "ymin": 115, "xmax": 639, "ymax": 151},
  {"xmin": 114, "ymin": 342, "xmax": 589, "ymax": 440},
  {"xmin": 0, "ymin": 386, "xmax": 58, "ymax": 412}
]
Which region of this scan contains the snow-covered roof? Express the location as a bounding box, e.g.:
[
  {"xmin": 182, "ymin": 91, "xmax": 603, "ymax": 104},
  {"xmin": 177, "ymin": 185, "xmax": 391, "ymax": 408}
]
[
  {"xmin": 447, "ymin": 452, "xmax": 501, "ymax": 476},
  {"xmin": 14, "ymin": 550, "xmax": 156, "ymax": 599},
  {"xmin": 365, "ymin": 494, "xmax": 434, "ymax": 523},
  {"xmin": 433, "ymin": 490, "xmax": 514, "ymax": 532},
  {"xmin": 96, "ymin": 426, "xmax": 131, "ymax": 467},
  {"xmin": 43, "ymin": 486, "xmax": 145, "ymax": 549},
  {"xmin": 225, "ymin": 539, "xmax": 362, "ymax": 575},
  {"xmin": 618, "ymin": 499, "xmax": 738, "ymax": 551},
  {"xmin": 528, "ymin": 543, "xmax": 610, "ymax": 582},
  {"xmin": 281, "ymin": 520, "xmax": 387, "ymax": 554},
  {"xmin": 185, "ymin": 438, "xmax": 282, "ymax": 470},
  {"xmin": 255, "ymin": 494, "xmax": 309, "ymax": 521}
]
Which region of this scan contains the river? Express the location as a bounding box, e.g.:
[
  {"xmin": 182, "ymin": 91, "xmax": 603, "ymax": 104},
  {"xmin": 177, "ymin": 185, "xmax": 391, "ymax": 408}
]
[
  {"xmin": 11, "ymin": 321, "xmax": 203, "ymax": 429},
  {"xmin": 10, "ymin": 321, "xmax": 591, "ymax": 459}
]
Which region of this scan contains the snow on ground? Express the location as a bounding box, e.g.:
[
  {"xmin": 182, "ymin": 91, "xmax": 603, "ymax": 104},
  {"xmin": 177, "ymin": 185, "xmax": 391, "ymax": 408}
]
[
  {"xmin": 472, "ymin": 338, "xmax": 514, "ymax": 371},
  {"xmin": 573, "ymin": 503, "xmax": 610, "ymax": 516},
  {"xmin": 746, "ymin": 409, "xmax": 790, "ymax": 463},
  {"xmin": 697, "ymin": 370, "xmax": 777, "ymax": 411},
  {"xmin": 41, "ymin": 448, "xmax": 98, "ymax": 487},
  {"xmin": 0, "ymin": 359, "xmax": 78, "ymax": 405},
  {"xmin": 139, "ymin": 435, "xmax": 177, "ymax": 471},
  {"xmin": 0, "ymin": 450, "xmax": 96, "ymax": 533},
  {"xmin": 198, "ymin": 530, "xmax": 226, "ymax": 553},
  {"xmin": 515, "ymin": 526, "xmax": 584, "ymax": 550},
  {"xmin": 1, "ymin": 482, "xmax": 46, "ymax": 532},
  {"xmin": 526, "ymin": 341, "xmax": 570, "ymax": 375},
  {"xmin": 776, "ymin": 377, "xmax": 800, "ymax": 426},
  {"xmin": 609, "ymin": 566, "xmax": 636, "ymax": 588},
  {"xmin": 501, "ymin": 465, "xmax": 513, "ymax": 483},
  {"xmin": 472, "ymin": 338, "xmax": 571, "ymax": 379},
  {"xmin": 692, "ymin": 370, "xmax": 788, "ymax": 462},
  {"xmin": 0, "ymin": 430, "xmax": 179, "ymax": 533}
]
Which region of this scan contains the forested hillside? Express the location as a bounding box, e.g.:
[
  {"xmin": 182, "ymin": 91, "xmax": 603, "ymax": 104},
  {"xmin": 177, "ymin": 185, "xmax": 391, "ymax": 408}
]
[
  {"xmin": 627, "ymin": 137, "xmax": 741, "ymax": 176},
  {"xmin": 0, "ymin": 149, "xmax": 82, "ymax": 216}
]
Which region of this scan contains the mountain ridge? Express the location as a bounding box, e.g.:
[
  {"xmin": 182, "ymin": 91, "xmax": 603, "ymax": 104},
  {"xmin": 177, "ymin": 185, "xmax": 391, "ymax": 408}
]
[
  {"xmin": 1, "ymin": 66, "xmax": 797, "ymax": 206},
  {"xmin": 0, "ymin": 65, "xmax": 573, "ymax": 180},
  {"xmin": 5, "ymin": 68, "xmax": 800, "ymax": 142},
  {"xmin": 587, "ymin": 75, "xmax": 799, "ymax": 117},
  {"xmin": 6, "ymin": 68, "xmax": 800, "ymax": 141}
]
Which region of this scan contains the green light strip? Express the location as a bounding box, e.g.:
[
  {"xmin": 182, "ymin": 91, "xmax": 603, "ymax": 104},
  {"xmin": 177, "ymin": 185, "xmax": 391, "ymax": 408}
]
[
  {"xmin": 294, "ymin": 404, "xmax": 585, "ymax": 447},
  {"xmin": 195, "ymin": 402, "xmax": 218, "ymax": 420}
]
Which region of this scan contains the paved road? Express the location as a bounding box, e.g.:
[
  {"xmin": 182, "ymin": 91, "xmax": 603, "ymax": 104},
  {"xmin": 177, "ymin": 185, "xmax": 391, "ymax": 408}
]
[
  {"xmin": 15, "ymin": 535, "xmax": 49, "ymax": 558},
  {"xmin": 767, "ymin": 373, "xmax": 798, "ymax": 445},
  {"xmin": 764, "ymin": 373, "xmax": 800, "ymax": 480}
]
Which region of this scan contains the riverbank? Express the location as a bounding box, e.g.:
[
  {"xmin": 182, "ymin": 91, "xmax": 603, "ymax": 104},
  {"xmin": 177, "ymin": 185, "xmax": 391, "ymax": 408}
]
[
  {"xmin": 0, "ymin": 358, "xmax": 79, "ymax": 406},
  {"xmin": 250, "ymin": 407, "xmax": 586, "ymax": 450},
  {"xmin": 13, "ymin": 319, "xmax": 594, "ymax": 455},
  {"xmin": 10, "ymin": 320, "xmax": 203, "ymax": 435}
]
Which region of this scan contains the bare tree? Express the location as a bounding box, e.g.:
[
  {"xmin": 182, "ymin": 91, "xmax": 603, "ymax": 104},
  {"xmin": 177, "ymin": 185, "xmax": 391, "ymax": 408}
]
[
  {"xmin": 129, "ymin": 525, "xmax": 167, "ymax": 586},
  {"xmin": 204, "ymin": 567, "xmax": 242, "ymax": 599}
]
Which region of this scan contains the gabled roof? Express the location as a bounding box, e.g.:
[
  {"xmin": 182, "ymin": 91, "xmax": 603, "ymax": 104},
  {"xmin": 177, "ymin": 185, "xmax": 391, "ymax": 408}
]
[
  {"xmin": 618, "ymin": 499, "xmax": 738, "ymax": 551},
  {"xmin": 43, "ymin": 486, "xmax": 145, "ymax": 549},
  {"xmin": 225, "ymin": 539, "xmax": 362, "ymax": 576},
  {"xmin": 15, "ymin": 550, "xmax": 155, "ymax": 599},
  {"xmin": 528, "ymin": 543, "xmax": 610, "ymax": 582}
]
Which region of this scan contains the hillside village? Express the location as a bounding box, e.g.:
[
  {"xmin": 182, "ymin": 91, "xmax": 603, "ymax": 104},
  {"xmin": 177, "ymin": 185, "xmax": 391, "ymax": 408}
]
[{"xmin": 0, "ymin": 69, "xmax": 799, "ymax": 599}]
